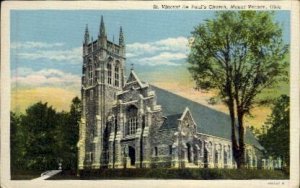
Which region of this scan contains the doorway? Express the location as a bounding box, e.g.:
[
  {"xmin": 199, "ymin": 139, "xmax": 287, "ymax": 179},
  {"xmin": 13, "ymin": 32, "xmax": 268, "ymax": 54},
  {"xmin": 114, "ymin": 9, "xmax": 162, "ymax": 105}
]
[{"xmin": 128, "ymin": 146, "xmax": 135, "ymax": 166}]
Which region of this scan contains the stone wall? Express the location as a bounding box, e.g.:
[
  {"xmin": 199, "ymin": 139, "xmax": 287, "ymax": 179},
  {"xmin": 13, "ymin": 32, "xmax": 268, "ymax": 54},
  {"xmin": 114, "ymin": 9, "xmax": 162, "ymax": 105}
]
[{"xmin": 78, "ymin": 23, "xmax": 126, "ymax": 169}]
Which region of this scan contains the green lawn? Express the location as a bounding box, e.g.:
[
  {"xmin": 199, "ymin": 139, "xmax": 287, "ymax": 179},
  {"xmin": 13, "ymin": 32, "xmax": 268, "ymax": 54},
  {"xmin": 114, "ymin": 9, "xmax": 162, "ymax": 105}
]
[
  {"xmin": 48, "ymin": 168, "xmax": 289, "ymax": 180},
  {"xmin": 11, "ymin": 169, "xmax": 44, "ymax": 180}
]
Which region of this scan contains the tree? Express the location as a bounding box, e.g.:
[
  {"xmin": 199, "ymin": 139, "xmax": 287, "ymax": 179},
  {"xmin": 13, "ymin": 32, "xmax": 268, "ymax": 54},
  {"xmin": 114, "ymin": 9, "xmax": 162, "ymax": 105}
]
[
  {"xmin": 55, "ymin": 111, "xmax": 70, "ymax": 169},
  {"xmin": 259, "ymin": 95, "xmax": 289, "ymax": 167},
  {"xmin": 70, "ymin": 97, "xmax": 81, "ymax": 171},
  {"xmin": 188, "ymin": 11, "xmax": 288, "ymax": 168},
  {"xmin": 10, "ymin": 112, "xmax": 26, "ymax": 171},
  {"xmin": 21, "ymin": 102, "xmax": 59, "ymax": 170},
  {"xmin": 11, "ymin": 97, "xmax": 81, "ymax": 173},
  {"xmin": 54, "ymin": 97, "xmax": 81, "ymax": 171},
  {"xmin": 62, "ymin": 97, "xmax": 81, "ymax": 171}
]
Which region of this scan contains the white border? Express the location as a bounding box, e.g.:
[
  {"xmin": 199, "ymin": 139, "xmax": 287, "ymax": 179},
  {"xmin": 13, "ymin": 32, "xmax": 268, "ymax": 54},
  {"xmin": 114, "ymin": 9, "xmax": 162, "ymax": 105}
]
[{"xmin": 1, "ymin": 1, "xmax": 299, "ymax": 188}]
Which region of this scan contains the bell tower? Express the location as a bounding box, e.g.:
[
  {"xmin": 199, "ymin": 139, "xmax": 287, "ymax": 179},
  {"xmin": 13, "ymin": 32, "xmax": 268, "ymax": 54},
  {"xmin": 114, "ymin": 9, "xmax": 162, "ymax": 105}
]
[{"xmin": 78, "ymin": 16, "xmax": 126, "ymax": 169}]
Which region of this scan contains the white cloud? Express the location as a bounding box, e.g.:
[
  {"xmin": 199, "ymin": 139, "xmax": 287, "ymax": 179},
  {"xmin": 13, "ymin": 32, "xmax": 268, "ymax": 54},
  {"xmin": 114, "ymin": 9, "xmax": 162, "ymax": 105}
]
[
  {"xmin": 11, "ymin": 68, "xmax": 81, "ymax": 87},
  {"xmin": 11, "ymin": 37, "xmax": 189, "ymax": 67},
  {"xmin": 127, "ymin": 37, "xmax": 189, "ymax": 66},
  {"xmin": 138, "ymin": 52, "xmax": 187, "ymax": 66},
  {"xmin": 154, "ymin": 37, "xmax": 189, "ymax": 52},
  {"xmin": 127, "ymin": 37, "xmax": 188, "ymax": 58},
  {"xmin": 11, "ymin": 41, "xmax": 64, "ymax": 49},
  {"xmin": 11, "ymin": 41, "xmax": 82, "ymax": 64},
  {"xmin": 127, "ymin": 43, "xmax": 159, "ymax": 57},
  {"xmin": 126, "ymin": 52, "xmax": 137, "ymax": 58},
  {"xmin": 11, "ymin": 67, "xmax": 34, "ymax": 77},
  {"xmin": 16, "ymin": 47, "xmax": 82, "ymax": 64}
]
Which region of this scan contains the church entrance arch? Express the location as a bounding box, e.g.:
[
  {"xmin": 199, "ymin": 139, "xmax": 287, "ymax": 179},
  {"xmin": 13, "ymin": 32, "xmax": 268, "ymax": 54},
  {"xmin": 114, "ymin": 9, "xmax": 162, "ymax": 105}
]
[{"xmin": 128, "ymin": 146, "xmax": 136, "ymax": 166}]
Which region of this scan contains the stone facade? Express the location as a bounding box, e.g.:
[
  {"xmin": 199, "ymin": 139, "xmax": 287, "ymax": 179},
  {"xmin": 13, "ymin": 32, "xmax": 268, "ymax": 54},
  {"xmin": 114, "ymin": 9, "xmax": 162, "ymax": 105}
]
[
  {"xmin": 78, "ymin": 17, "xmax": 265, "ymax": 170},
  {"xmin": 77, "ymin": 16, "xmax": 125, "ymax": 169}
]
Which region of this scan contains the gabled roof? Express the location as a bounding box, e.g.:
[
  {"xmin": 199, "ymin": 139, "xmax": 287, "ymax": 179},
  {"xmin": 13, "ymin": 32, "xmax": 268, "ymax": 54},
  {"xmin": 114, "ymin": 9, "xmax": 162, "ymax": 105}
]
[
  {"xmin": 151, "ymin": 85, "xmax": 263, "ymax": 150},
  {"xmin": 179, "ymin": 107, "xmax": 196, "ymax": 126},
  {"xmin": 125, "ymin": 70, "xmax": 145, "ymax": 88}
]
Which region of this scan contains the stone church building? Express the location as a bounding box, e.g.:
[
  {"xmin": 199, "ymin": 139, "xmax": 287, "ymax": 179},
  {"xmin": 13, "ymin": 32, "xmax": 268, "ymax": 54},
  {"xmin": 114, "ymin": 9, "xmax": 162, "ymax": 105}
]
[{"xmin": 77, "ymin": 17, "xmax": 265, "ymax": 170}]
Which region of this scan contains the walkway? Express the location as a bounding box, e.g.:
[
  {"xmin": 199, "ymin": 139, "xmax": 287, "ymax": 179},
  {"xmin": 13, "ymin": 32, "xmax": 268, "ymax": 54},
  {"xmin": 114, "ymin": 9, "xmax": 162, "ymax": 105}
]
[{"xmin": 32, "ymin": 170, "xmax": 62, "ymax": 181}]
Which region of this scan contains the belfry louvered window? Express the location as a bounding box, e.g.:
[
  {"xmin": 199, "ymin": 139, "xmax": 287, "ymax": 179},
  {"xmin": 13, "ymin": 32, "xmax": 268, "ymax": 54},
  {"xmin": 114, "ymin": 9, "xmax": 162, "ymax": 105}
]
[
  {"xmin": 114, "ymin": 65, "xmax": 119, "ymax": 87},
  {"xmin": 88, "ymin": 65, "xmax": 93, "ymax": 85},
  {"xmin": 107, "ymin": 63, "xmax": 112, "ymax": 84}
]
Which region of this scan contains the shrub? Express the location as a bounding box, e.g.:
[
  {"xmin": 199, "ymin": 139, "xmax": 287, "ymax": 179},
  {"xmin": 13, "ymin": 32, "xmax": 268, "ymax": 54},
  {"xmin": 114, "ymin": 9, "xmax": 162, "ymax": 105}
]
[{"xmin": 70, "ymin": 168, "xmax": 289, "ymax": 180}]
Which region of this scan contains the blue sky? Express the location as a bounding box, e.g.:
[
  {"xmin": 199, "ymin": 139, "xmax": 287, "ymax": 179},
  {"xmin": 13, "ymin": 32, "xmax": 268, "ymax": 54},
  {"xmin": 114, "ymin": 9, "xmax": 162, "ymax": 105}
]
[{"xmin": 10, "ymin": 10, "xmax": 290, "ymax": 90}]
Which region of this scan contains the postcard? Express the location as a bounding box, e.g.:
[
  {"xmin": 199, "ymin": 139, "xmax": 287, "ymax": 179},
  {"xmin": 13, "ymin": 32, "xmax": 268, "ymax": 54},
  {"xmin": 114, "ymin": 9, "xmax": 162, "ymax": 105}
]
[{"xmin": 1, "ymin": 1, "xmax": 299, "ymax": 188}]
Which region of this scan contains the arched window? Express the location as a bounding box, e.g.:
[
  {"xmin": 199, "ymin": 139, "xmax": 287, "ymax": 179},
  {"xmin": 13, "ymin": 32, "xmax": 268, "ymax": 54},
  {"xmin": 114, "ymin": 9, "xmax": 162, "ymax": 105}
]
[
  {"xmin": 215, "ymin": 151, "xmax": 218, "ymax": 164},
  {"xmin": 114, "ymin": 117, "xmax": 118, "ymax": 133},
  {"xmin": 88, "ymin": 64, "xmax": 93, "ymax": 85},
  {"xmin": 89, "ymin": 89, "xmax": 93, "ymax": 100},
  {"xmin": 169, "ymin": 145, "xmax": 172, "ymax": 155},
  {"xmin": 253, "ymin": 156, "xmax": 257, "ymax": 168},
  {"xmin": 203, "ymin": 146, "xmax": 209, "ymax": 168},
  {"xmin": 199, "ymin": 141, "xmax": 203, "ymax": 156},
  {"xmin": 246, "ymin": 151, "xmax": 252, "ymax": 168},
  {"xmin": 88, "ymin": 152, "xmax": 93, "ymax": 162},
  {"xmin": 107, "ymin": 63, "xmax": 112, "ymax": 84},
  {"xmin": 126, "ymin": 105, "xmax": 138, "ymax": 135},
  {"xmin": 154, "ymin": 147, "xmax": 158, "ymax": 156},
  {"xmin": 187, "ymin": 143, "xmax": 192, "ymax": 163},
  {"xmin": 129, "ymin": 117, "xmax": 137, "ymax": 135},
  {"xmin": 114, "ymin": 64, "xmax": 119, "ymax": 87},
  {"xmin": 224, "ymin": 150, "xmax": 228, "ymax": 165}
]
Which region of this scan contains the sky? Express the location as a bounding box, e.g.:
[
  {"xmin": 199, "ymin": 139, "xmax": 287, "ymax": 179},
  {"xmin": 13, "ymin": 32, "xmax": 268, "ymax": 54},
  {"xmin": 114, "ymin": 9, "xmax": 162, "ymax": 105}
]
[{"xmin": 10, "ymin": 10, "xmax": 290, "ymax": 126}]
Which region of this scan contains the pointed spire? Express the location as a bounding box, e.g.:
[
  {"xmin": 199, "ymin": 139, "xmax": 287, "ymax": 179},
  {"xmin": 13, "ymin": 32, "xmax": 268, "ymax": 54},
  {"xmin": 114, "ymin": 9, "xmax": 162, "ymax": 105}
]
[
  {"xmin": 99, "ymin": 15, "xmax": 106, "ymax": 37},
  {"xmin": 84, "ymin": 24, "xmax": 90, "ymax": 44},
  {"xmin": 85, "ymin": 24, "xmax": 89, "ymax": 33},
  {"xmin": 119, "ymin": 26, "xmax": 124, "ymax": 46}
]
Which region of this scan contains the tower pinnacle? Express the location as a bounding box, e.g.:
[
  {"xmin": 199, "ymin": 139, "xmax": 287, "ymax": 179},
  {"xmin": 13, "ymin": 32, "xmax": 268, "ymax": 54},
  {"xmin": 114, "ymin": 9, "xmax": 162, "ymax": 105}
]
[
  {"xmin": 84, "ymin": 24, "xmax": 90, "ymax": 44},
  {"xmin": 119, "ymin": 26, "xmax": 124, "ymax": 46},
  {"xmin": 99, "ymin": 16, "xmax": 106, "ymax": 38},
  {"xmin": 131, "ymin": 63, "xmax": 134, "ymax": 71}
]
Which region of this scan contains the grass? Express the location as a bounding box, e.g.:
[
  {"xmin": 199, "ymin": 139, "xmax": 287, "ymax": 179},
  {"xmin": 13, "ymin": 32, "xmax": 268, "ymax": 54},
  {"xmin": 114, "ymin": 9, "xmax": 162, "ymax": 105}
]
[
  {"xmin": 48, "ymin": 168, "xmax": 289, "ymax": 180},
  {"xmin": 11, "ymin": 169, "xmax": 44, "ymax": 180}
]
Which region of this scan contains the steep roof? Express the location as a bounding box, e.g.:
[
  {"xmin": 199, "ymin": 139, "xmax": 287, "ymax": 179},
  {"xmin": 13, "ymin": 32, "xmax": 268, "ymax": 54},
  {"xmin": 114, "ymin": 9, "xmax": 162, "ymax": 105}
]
[
  {"xmin": 151, "ymin": 85, "xmax": 263, "ymax": 150},
  {"xmin": 125, "ymin": 70, "xmax": 147, "ymax": 88},
  {"xmin": 160, "ymin": 113, "xmax": 182, "ymax": 130}
]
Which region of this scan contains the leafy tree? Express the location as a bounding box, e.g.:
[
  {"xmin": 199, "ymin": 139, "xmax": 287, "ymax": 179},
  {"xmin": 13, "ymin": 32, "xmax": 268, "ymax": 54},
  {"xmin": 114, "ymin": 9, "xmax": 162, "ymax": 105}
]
[
  {"xmin": 55, "ymin": 111, "xmax": 70, "ymax": 169},
  {"xmin": 11, "ymin": 112, "xmax": 19, "ymax": 170},
  {"xmin": 11, "ymin": 98, "xmax": 81, "ymax": 174},
  {"xmin": 248, "ymin": 125, "xmax": 261, "ymax": 138},
  {"xmin": 10, "ymin": 112, "xmax": 26, "ymax": 171},
  {"xmin": 188, "ymin": 11, "xmax": 288, "ymax": 168},
  {"xmin": 57, "ymin": 97, "xmax": 81, "ymax": 171},
  {"xmin": 68, "ymin": 97, "xmax": 81, "ymax": 171},
  {"xmin": 259, "ymin": 95, "xmax": 289, "ymax": 167},
  {"xmin": 21, "ymin": 102, "xmax": 59, "ymax": 170}
]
